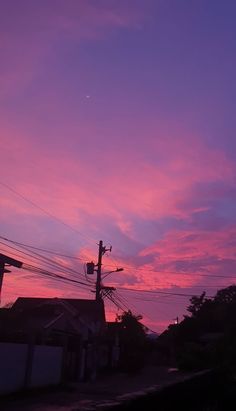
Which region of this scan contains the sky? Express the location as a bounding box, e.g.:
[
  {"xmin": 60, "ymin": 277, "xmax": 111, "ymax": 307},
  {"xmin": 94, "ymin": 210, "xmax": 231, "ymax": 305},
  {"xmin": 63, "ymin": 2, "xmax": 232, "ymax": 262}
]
[{"xmin": 0, "ymin": 0, "xmax": 236, "ymax": 333}]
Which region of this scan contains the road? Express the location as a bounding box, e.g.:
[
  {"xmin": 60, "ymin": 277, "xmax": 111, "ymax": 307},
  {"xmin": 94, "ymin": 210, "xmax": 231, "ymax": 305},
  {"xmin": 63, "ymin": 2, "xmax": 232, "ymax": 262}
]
[{"xmin": 1, "ymin": 366, "xmax": 187, "ymax": 411}]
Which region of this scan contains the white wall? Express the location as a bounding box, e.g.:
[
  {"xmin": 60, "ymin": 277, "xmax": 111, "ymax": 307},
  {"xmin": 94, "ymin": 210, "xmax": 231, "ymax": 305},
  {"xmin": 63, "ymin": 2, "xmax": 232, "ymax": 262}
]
[
  {"xmin": 0, "ymin": 342, "xmax": 28, "ymax": 394},
  {"xmin": 30, "ymin": 345, "xmax": 63, "ymax": 387}
]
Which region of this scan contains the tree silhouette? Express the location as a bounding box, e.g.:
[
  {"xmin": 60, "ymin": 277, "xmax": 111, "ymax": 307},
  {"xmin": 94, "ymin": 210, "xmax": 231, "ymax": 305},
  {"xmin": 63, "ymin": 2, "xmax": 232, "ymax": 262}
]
[
  {"xmin": 157, "ymin": 285, "xmax": 236, "ymax": 371},
  {"xmin": 116, "ymin": 310, "xmax": 147, "ymax": 372},
  {"xmin": 187, "ymin": 292, "xmax": 208, "ymax": 317}
]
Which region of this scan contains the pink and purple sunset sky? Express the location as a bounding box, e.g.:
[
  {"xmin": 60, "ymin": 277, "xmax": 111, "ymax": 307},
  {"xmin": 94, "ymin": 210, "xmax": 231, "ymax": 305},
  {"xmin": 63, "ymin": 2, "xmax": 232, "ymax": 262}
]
[{"xmin": 1, "ymin": 0, "xmax": 236, "ymax": 332}]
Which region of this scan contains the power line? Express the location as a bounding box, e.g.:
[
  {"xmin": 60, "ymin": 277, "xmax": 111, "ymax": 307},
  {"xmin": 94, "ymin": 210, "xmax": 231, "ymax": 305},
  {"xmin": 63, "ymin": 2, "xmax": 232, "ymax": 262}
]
[
  {"xmin": 22, "ymin": 270, "xmax": 92, "ymax": 293},
  {"xmin": 112, "ymin": 291, "xmax": 131, "ymax": 312},
  {"xmin": 0, "ymin": 243, "xmax": 97, "ymax": 300},
  {"xmin": 114, "ymin": 290, "xmax": 144, "ymax": 317},
  {"xmin": 2, "ymin": 237, "xmax": 232, "ymax": 296},
  {"xmin": 5, "ymin": 236, "xmax": 236, "ymax": 288},
  {"xmin": 3, "ymin": 260, "xmax": 94, "ymax": 298},
  {"xmin": 0, "ymin": 241, "xmax": 83, "ymax": 282},
  {"xmin": 132, "ymin": 296, "xmax": 187, "ymax": 305},
  {"xmin": 0, "ymin": 247, "xmax": 47, "ymax": 268},
  {"xmin": 1, "ymin": 238, "xmax": 231, "ymax": 302},
  {"xmin": 0, "ymin": 240, "xmax": 91, "ymax": 284},
  {"xmin": 0, "ymin": 181, "xmax": 97, "ymax": 245},
  {"xmin": 5, "ymin": 239, "xmax": 233, "ymax": 293},
  {"xmin": 117, "ymin": 286, "xmax": 214, "ymax": 298},
  {"xmin": 22, "ymin": 263, "xmax": 93, "ymax": 289},
  {"xmin": 105, "ymin": 293, "xmax": 124, "ymax": 311},
  {"xmin": 113, "ymin": 290, "xmax": 163, "ymax": 331},
  {"xmin": 0, "ymin": 236, "xmax": 84, "ymax": 260}
]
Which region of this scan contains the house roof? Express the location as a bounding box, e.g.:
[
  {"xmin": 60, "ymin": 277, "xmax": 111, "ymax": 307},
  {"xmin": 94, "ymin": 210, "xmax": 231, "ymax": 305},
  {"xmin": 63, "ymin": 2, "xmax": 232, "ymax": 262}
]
[
  {"xmin": 12, "ymin": 297, "xmax": 106, "ymax": 323},
  {"xmin": 0, "ymin": 297, "xmax": 106, "ymax": 341}
]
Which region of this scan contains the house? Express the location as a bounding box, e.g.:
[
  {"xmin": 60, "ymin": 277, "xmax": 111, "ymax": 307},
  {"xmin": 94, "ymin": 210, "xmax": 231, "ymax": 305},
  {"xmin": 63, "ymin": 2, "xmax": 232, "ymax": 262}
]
[{"xmin": 0, "ymin": 297, "xmax": 106, "ymax": 382}]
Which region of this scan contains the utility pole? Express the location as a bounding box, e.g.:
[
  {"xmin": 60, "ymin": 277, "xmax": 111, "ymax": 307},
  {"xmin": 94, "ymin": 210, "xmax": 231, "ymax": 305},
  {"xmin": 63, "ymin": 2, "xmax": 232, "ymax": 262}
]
[
  {"xmin": 0, "ymin": 261, "xmax": 5, "ymax": 301},
  {"xmin": 86, "ymin": 241, "xmax": 123, "ymax": 302},
  {"xmin": 95, "ymin": 240, "xmax": 112, "ymax": 301},
  {"xmin": 95, "ymin": 240, "xmax": 103, "ymax": 302},
  {"xmin": 0, "ymin": 253, "xmax": 23, "ymax": 304}
]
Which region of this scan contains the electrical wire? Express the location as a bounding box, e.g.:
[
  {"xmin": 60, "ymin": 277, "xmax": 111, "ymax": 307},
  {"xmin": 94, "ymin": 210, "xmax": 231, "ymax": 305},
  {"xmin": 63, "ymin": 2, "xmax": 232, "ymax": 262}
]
[
  {"xmin": 111, "ymin": 289, "xmax": 163, "ymax": 331},
  {"xmin": 0, "ymin": 181, "xmax": 97, "ymax": 245},
  {"xmin": 0, "ymin": 236, "xmax": 84, "ymax": 260},
  {"xmin": 0, "ymin": 240, "xmax": 93, "ymax": 284},
  {"xmin": 22, "ymin": 263, "xmax": 94, "ymax": 289},
  {"xmin": 117, "ymin": 286, "xmax": 214, "ymax": 298},
  {"xmin": 0, "ymin": 240, "xmax": 96, "ymax": 294}
]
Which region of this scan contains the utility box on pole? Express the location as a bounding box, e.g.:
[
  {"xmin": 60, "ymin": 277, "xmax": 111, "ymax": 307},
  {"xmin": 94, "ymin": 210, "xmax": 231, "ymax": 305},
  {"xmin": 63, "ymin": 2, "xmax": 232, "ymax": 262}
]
[{"xmin": 86, "ymin": 262, "xmax": 95, "ymax": 275}]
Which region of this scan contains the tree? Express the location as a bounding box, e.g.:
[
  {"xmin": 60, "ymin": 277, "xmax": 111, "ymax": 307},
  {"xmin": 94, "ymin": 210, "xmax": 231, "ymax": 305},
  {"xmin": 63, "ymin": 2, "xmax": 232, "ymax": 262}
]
[
  {"xmin": 214, "ymin": 285, "xmax": 236, "ymax": 305},
  {"xmin": 187, "ymin": 292, "xmax": 208, "ymax": 317},
  {"xmin": 171, "ymin": 285, "xmax": 236, "ymax": 371},
  {"xmin": 116, "ymin": 310, "xmax": 147, "ymax": 372},
  {"xmin": 116, "ymin": 310, "xmax": 146, "ymax": 341}
]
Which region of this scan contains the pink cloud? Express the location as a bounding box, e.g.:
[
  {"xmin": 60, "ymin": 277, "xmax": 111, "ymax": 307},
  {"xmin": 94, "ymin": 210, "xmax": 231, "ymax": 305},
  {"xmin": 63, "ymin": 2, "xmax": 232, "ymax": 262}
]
[
  {"xmin": 1, "ymin": 122, "xmax": 235, "ymax": 234},
  {"xmin": 142, "ymin": 227, "xmax": 236, "ymax": 261},
  {"xmin": 139, "ymin": 226, "xmax": 236, "ymax": 288}
]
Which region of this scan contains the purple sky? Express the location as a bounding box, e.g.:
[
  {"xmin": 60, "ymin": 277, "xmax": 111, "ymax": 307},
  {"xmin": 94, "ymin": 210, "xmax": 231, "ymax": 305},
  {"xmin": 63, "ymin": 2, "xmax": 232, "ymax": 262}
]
[{"xmin": 0, "ymin": 0, "xmax": 236, "ymax": 332}]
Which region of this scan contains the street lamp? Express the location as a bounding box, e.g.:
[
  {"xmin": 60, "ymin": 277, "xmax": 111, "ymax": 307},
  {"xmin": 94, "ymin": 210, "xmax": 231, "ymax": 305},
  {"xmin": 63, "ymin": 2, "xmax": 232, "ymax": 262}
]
[{"xmin": 102, "ymin": 267, "xmax": 124, "ymax": 280}]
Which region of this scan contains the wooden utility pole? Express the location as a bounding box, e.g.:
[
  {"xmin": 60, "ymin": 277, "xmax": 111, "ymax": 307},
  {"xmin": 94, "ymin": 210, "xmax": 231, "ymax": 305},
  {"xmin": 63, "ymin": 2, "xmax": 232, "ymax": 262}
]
[
  {"xmin": 95, "ymin": 240, "xmax": 103, "ymax": 301},
  {"xmin": 0, "ymin": 261, "xmax": 5, "ymax": 301},
  {"xmin": 95, "ymin": 241, "xmax": 112, "ymax": 301},
  {"xmin": 86, "ymin": 241, "xmax": 122, "ymax": 301},
  {"xmin": 0, "ymin": 253, "xmax": 23, "ymax": 303}
]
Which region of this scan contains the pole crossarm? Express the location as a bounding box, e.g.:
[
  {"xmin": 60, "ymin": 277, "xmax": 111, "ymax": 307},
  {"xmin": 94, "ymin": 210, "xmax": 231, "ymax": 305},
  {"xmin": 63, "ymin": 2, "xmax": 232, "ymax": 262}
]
[{"xmin": 0, "ymin": 253, "xmax": 23, "ymax": 268}]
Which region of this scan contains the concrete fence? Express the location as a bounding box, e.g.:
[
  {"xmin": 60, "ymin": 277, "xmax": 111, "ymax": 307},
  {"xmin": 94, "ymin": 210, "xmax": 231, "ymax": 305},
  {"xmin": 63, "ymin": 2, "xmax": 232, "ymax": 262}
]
[{"xmin": 0, "ymin": 342, "xmax": 63, "ymax": 395}]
